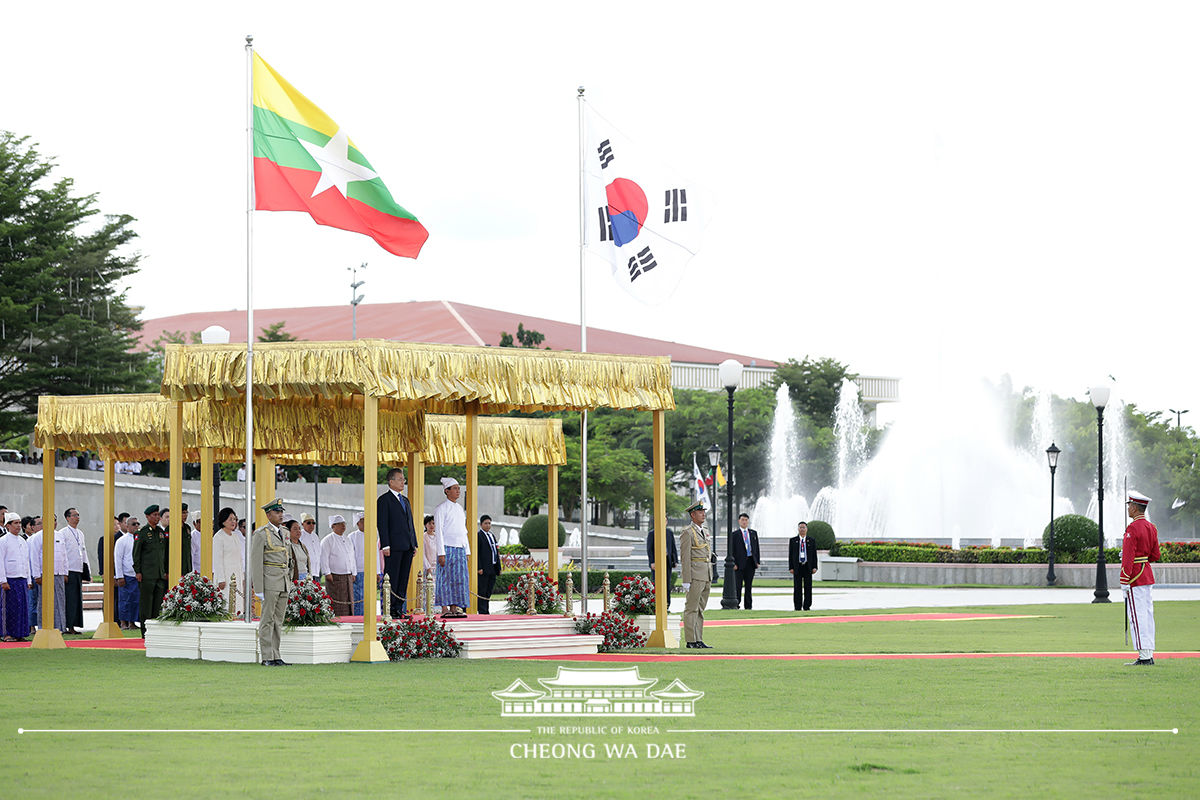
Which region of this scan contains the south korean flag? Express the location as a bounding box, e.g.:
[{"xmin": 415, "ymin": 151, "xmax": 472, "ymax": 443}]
[{"xmin": 582, "ymin": 103, "xmax": 706, "ymax": 305}]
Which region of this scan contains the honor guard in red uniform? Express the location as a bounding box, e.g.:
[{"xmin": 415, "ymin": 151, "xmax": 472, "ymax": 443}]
[{"xmin": 1120, "ymin": 490, "xmax": 1161, "ymax": 666}]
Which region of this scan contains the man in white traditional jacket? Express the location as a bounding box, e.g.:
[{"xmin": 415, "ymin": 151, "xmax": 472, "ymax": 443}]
[
  {"xmin": 433, "ymin": 477, "xmax": 471, "ymax": 617},
  {"xmin": 347, "ymin": 511, "xmax": 367, "ymax": 615},
  {"xmin": 29, "ymin": 522, "xmax": 68, "ymax": 632},
  {"xmin": 59, "ymin": 508, "xmax": 91, "ymax": 634},
  {"xmin": 321, "ymin": 514, "xmax": 355, "ymax": 616},
  {"xmin": 298, "ymin": 514, "xmax": 322, "ymax": 579},
  {"xmin": 113, "ymin": 521, "xmax": 140, "ymax": 629}
]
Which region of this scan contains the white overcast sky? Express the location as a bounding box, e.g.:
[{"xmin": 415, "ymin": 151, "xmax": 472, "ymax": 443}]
[{"xmin": 7, "ymin": 1, "xmax": 1200, "ymax": 424}]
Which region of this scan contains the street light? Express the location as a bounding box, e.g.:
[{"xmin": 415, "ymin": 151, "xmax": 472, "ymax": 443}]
[
  {"xmin": 718, "ymin": 358, "xmax": 744, "ymax": 609},
  {"xmin": 707, "ymin": 443, "xmax": 721, "ymax": 581},
  {"xmin": 1169, "ymin": 408, "xmax": 1189, "ymax": 430},
  {"xmin": 1090, "ymin": 385, "xmax": 1111, "ymax": 603},
  {"xmin": 1045, "ymin": 442, "xmax": 1061, "ymax": 586},
  {"xmin": 349, "ymin": 262, "xmax": 367, "ymax": 339}
]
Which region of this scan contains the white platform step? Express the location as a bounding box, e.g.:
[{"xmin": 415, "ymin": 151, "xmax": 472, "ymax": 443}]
[{"xmin": 337, "ymin": 614, "xmax": 602, "ymax": 660}]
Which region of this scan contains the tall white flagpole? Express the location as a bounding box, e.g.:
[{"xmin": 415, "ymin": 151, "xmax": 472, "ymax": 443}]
[
  {"xmin": 577, "ymin": 86, "xmax": 589, "ymax": 613},
  {"xmin": 243, "ymin": 34, "xmax": 256, "ymax": 625}
]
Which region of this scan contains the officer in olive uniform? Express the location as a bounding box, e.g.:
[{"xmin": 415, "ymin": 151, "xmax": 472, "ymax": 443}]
[
  {"xmin": 679, "ymin": 500, "xmax": 714, "ymax": 649},
  {"xmin": 132, "ymin": 504, "xmax": 168, "ymax": 637},
  {"xmin": 251, "ymin": 498, "xmax": 294, "ymax": 666}
]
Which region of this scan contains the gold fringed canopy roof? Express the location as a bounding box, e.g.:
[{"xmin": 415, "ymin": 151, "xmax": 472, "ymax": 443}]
[
  {"xmin": 422, "ymin": 415, "xmax": 565, "ymax": 466},
  {"xmin": 34, "ymin": 394, "xmax": 425, "ymax": 461},
  {"xmin": 159, "ymin": 340, "xmax": 675, "ymax": 413},
  {"xmin": 35, "ymin": 397, "xmax": 562, "ymax": 466},
  {"xmin": 268, "ymin": 415, "xmax": 566, "ymax": 467}
]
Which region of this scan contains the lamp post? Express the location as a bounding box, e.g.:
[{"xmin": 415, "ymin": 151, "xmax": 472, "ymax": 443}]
[
  {"xmin": 1169, "ymin": 408, "xmax": 1189, "ymax": 430},
  {"xmin": 1045, "ymin": 442, "xmax": 1060, "ymax": 586},
  {"xmin": 1090, "ymin": 385, "xmax": 1111, "ymax": 603},
  {"xmin": 718, "ymin": 358, "xmax": 743, "ymax": 609},
  {"xmin": 707, "ymin": 443, "xmax": 721, "ymax": 581}
]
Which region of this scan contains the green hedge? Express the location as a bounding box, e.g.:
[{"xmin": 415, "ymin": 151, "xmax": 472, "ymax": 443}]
[
  {"xmin": 806, "ymin": 520, "xmax": 836, "ymax": 550},
  {"xmin": 498, "ymin": 544, "xmax": 529, "ymax": 555},
  {"xmin": 518, "ymin": 515, "xmax": 567, "ymax": 549},
  {"xmin": 832, "ymin": 543, "xmax": 1135, "ymax": 564},
  {"xmin": 493, "ymin": 569, "xmax": 672, "ymax": 597},
  {"xmin": 1041, "ymin": 514, "xmax": 1099, "ymax": 554}
]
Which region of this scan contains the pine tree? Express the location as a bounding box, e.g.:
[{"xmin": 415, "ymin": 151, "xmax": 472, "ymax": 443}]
[{"xmin": 0, "ymin": 132, "xmax": 158, "ymax": 443}]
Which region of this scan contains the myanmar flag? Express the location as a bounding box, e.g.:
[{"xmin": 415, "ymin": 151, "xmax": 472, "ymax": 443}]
[{"xmin": 252, "ymin": 53, "xmax": 428, "ymax": 258}]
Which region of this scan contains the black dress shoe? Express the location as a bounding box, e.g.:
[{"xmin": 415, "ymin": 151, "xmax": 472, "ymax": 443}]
[
  {"xmin": 697, "ymin": 642, "xmax": 713, "ymax": 649},
  {"xmin": 685, "ymin": 642, "xmax": 700, "ymax": 649},
  {"xmin": 261, "ymin": 660, "xmax": 275, "ymax": 666},
  {"xmin": 276, "ymin": 659, "xmax": 290, "ymax": 666},
  {"xmin": 1124, "ymin": 658, "xmax": 1155, "ymax": 666}
]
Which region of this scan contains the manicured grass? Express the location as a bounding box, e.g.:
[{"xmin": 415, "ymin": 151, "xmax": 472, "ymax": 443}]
[{"xmin": 5, "ymin": 602, "xmax": 1197, "ymax": 798}]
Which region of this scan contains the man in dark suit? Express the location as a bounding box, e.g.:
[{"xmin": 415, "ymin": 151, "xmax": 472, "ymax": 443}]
[
  {"xmin": 645, "ymin": 527, "xmax": 678, "ymax": 609},
  {"xmin": 731, "ymin": 513, "xmax": 761, "ymax": 609},
  {"xmin": 377, "ymin": 467, "xmax": 417, "ymax": 618},
  {"xmin": 789, "ymin": 521, "xmax": 818, "ymax": 611},
  {"xmin": 476, "ymin": 515, "xmax": 502, "ymax": 614}
]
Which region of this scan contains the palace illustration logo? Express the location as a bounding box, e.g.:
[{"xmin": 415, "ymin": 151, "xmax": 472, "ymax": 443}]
[{"xmin": 493, "ymin": 666, "xmax": 704, "ymax": 717}]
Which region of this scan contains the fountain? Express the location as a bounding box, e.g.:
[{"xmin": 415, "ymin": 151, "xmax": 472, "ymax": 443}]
[
  {"xmin": 748, "ymin": 370, "xmax": 1124, "ymax": 546},
  {"xmin": 751, "ymin": 384, "xmax": 811, "ymax": 537}
]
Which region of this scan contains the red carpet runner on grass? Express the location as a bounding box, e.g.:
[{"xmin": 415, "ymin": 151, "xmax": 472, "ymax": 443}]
[
  {"xmin": 0, "ymin": 638, "xmax": 146, "ymax": 650},
  {"xmin": 514, "ymin": 651, "xmax": 1200, "ymax": 663}
]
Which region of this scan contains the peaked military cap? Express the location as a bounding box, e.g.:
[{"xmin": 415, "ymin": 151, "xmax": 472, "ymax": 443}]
[
  {"xmin": 261, "ymin": 497, "xmax": 285, "ymax": 512},
  {"xmin": 684, "ymin": 500, "xmax": 706, "ymax": 515}
]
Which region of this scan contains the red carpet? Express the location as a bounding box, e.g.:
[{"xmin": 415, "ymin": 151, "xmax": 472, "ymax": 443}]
[
  {"xmin": 513, "ymin": 651, "xmax": 1200, "ymax": 662},
  {"xmin": 705, "ymin": 612, "xmax": 1040, "ymax": 627},
  {"xmin": 0, "ymin": 637, "xmax": 145, "ymax": 650}
]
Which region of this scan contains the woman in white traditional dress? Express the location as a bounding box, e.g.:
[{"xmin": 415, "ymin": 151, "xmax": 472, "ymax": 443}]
[{"xmin": 212, "ymin": 507, "xmax": 245, "ymax": 616}]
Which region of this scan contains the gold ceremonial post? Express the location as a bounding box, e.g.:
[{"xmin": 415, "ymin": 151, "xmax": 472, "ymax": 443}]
[
  {"xmin": 406, "ymin": 453, "xmax": 424, "ymax": 609},
  {"xmin": 563, "ymin": 572, "xmax": 574, "ymax": 617},
  {"xmin": 228, "ymin": 573, "xmax": 238, "ymax": 617},
  {"xmin": 465, "ymin": 405, "xmax": 479, "ymax": 614},
  {"xmin": 32, "ymin": 433, "xmax": 65, "ymax": 649},
  {"xmin": 547, "ymin": 464, "xmax": 559, "ymax": 575},
  {"xmin": 646, "ymin": 409, "xmax": 677, "ymax": 647},
  {"xmin": 253, "ymin": 454, "xmax": 275, "ymax": 529},
  {"xmin": 381, "ymin": 574, "xmax": 391, "ymax": 622},
  {"xmin": 526, "ymin": 576, "xmax": 536, "ymax": 616},
  {"xmin": 199, "ymin": 447, "xmax": 215, "ymax": 579},
  {"xmin": 168, "ymin": 400, "xmax": 184, "ymax": 587},
  {"xmin": 93, "ymin": 452, "xmax": 122, "ymax": 639},
  {"xmin": 602, "ymin": 572, "xmax": 611, "ymax": 612},
  {"xmin": 414, "ymin": 571, "xmax": 424, "ymax": 616},
  {"xmin": 352, "ymin": 394, "xmax": 387, "ymax": 662}
]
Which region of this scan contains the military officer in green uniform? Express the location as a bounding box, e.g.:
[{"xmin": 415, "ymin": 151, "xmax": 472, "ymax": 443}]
[
  {"xmin": 251, "ymin": 498, "xmax": 294, "ymax": 666},
  {"xmin": 132, "ymin": 504, "xmax": 168, "ymax": 637},
  {"xmin": 160, "ymin": 503, "xmax": 192, "ymax": 575},
  {"xmin": 679, "ymin": 500, "xmax": 714, "ymax": 649}
]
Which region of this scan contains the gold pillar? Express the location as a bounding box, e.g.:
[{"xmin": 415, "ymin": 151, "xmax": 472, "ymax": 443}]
[
  {"xmin": 199, "ymin": 447, "xmax": 214, "ymax": 579},
  {"xmin": 254, "ymin": 454, "xmax": 275, "ymax": 529},
  {"xmin": 547, "ymin": 464, "xmax": 559, "ymax": 577},
  {"xmin": 32, "ymin": 435, "xmax": 65, "ymax": 649},
  {"xmin": 646, "ymin": 409, "xmax": 677, "ymax": 648},
  {"xmin": 93, "ymin": 451, "xmax": 122, "ymax": 639},
  {"xmin": 465, "ymin": 405, "xmax": 479, "ymax": 614},
  {"xmin": 407, "ymin": 452, "xmax": 425, "ymax": 607},
  {"xmin": 168, "ymin": 400, "xmax": 184, "ymax": 587},
  {"xmin": 351, "ymin": 394, "xmax": 387, "ymax": 662}
]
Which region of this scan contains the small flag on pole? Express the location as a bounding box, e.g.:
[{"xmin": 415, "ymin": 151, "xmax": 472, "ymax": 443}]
[
  {"xmin": 251, "ymin": 53, "xmax": 428, "ymax": 258},
  {"xmin": 582, "ymin": 103, "xmax": 705, "ymax": 305},
  {"xmin": 693, "ymin": 453, "xmax": 712, "ymax": 512}
]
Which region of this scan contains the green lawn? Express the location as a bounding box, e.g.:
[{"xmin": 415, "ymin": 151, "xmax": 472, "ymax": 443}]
[{"xmin": 5, "ymin": 602, "xmax": 1197, "ymax": 798}]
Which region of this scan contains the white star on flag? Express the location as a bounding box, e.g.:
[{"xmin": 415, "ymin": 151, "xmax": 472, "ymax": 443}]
[{"xmin": 299, "ymin": 128, "xmax": 379, "ymax": 198}]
